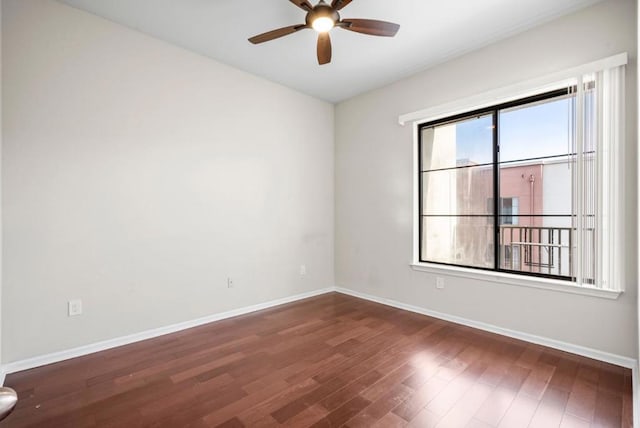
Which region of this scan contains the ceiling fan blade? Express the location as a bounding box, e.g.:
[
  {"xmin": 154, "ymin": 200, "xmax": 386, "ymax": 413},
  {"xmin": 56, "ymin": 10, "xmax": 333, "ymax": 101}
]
[
  {"xmin": 331, "ymin": 0, "xmax": 353, "ymax": 10},
  {"xmin": 289, "ymin": 0, "xmax": 313, "ymax": 11},
  {"xmin": 248, "ymin": 24, "xmax": 306, "ymax": 44},
  {"xmin": 317, "ymin": 32, "xmax": 332, "ymax": 65},
  {"xmin": 339, "ymin": 19, "xmax": 400, "ymax": 37}
]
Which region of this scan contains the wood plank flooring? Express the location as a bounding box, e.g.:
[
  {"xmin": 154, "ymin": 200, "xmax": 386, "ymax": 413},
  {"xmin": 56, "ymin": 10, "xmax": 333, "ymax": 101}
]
[{"xmin": 3, "ymin": 292, "xmax": 633, "ymax": 427}]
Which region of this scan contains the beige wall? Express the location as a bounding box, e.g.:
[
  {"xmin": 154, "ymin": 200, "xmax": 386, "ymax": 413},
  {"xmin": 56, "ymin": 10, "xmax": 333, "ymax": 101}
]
[
  {"xmin": 335, "ymin": 0, "xmax": 638, "ymax": 357},
  {"xmin": 2, "ymin": 0, "xmax": 334, "ymax": 363},
  {"xmin": 637, "ymin": 0, "xmax": 640, "ymax": 407}
]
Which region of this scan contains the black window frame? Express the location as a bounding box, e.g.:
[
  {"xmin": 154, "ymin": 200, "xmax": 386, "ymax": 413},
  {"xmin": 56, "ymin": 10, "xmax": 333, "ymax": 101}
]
[{"xmin": 417, "ymin": 88, "xmax": 573, "ymax": 281}]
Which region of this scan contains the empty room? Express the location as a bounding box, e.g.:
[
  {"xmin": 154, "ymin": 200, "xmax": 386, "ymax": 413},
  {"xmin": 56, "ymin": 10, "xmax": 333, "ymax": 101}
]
[{"xmin": 0, "ymin": 0, "xmax": 638, "ymax": 427}]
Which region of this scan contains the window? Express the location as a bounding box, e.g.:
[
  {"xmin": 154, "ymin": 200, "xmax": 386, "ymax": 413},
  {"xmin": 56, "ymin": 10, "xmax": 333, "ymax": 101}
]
[
  {"xmin": 416, "ymin": 63, "xmax": 626, "ymax": 291},
  {"xmin": 487, "ymin": 198, "xmax": 519, "ymax": 225},
  {"xmin": 499, "ymin": 198, "xmax": 518, "ymax": 225}
]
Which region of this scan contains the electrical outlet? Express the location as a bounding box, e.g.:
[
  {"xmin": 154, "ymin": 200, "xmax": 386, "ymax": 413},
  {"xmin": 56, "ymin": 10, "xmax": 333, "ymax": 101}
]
[
  {"xmin": 436, "ymin": 277, "xmax": 445, "ymax": 290},
  {"xmin": 68, "ymin": 299, "xmax": 82, "ymax": 316},
  {"xmin": 299, "ymin": 265, "xmax": 307, "ymax": 275},
  {"xmin": 227, "ymin": 277, "xmax": 234, "ymax": 288}
]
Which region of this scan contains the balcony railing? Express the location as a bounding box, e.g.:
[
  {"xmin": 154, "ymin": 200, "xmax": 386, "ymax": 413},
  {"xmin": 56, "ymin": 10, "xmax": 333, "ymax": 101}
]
[{"xmin": 499, "ymin": 225, "xmax": 593, "ymax": 280}]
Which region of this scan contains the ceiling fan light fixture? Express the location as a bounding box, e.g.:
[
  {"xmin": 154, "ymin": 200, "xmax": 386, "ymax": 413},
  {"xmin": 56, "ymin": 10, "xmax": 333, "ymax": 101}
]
[
  {"xmin": 312, "ymin": 16, "xmax": 335, "ymax": 32},
  {"xmin": 306, "ymin": 1, "xmax": 339, "ymax": 33},
  {"xmin": 248, "ymin": 0, "xmax": 400, "ymax": 65}
]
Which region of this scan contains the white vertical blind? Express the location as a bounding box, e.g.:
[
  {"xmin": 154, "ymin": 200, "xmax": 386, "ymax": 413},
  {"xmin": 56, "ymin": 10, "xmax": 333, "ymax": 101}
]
[
  {"xmin": 574, "ymin": 75, "xmax": 585, "ymax": 285},
  {"xmin": 598, "ymin": 65, "xmax": 626, "ymax": 290},
  {"xmin": 573, "ymin": 64, "xmax": 626, "ymax": 290}
]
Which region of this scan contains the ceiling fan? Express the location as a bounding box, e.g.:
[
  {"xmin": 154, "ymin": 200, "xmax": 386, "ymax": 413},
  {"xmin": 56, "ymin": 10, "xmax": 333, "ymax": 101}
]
[{"xmin": 248, "ymin": 0, "xmax": 400, "ymax": 65}]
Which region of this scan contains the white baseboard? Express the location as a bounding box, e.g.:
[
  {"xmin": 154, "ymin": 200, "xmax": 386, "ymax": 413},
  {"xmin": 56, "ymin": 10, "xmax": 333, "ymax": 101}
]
[
  {"xmin": 3, "ymin": 285, "xmax": 637, "ymax": 399},
  {"xmin": 1, "ymin": 287, "xmax": 334, "ymax": 376},
  {"xmin": 334, "ymin": 287, "xmax": 637, "ymax": 370}
]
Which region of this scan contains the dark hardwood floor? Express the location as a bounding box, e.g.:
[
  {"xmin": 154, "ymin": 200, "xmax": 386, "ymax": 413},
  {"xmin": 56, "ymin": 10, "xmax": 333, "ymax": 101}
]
[{"xmin": 3, "ymin": 292, "xmax": 633, "ymax": 427}]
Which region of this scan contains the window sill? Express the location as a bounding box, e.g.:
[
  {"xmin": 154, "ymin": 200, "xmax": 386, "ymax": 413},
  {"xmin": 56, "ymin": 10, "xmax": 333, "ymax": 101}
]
[{"xmin": 410, "ymin": 262, "xmax": 622, "ymax": 300}]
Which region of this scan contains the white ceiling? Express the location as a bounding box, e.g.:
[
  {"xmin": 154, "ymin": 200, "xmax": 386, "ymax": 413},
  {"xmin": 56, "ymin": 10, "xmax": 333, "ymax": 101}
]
[{"xmin": 57, "ymin": 0, "xmax": 602, "ymax": 103}]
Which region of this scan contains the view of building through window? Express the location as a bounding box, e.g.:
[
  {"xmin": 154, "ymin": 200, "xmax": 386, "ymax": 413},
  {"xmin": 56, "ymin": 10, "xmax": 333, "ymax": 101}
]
[{"xmin": 419, "ymin": 91, "xmax": 590, "ymax": 281}]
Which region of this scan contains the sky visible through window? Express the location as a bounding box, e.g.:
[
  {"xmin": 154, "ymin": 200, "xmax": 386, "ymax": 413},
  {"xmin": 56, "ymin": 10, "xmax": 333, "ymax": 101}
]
[{"xmin": 455, "ymin": 97, "xmax": 572, "ymax": 164}]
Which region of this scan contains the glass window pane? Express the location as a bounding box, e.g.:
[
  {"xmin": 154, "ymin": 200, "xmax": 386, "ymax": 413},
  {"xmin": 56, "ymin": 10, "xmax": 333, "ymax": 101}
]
[
  {"xmin": 422, "ymin": 165, "xmax": 493, "ymax": 215},
  {"xmin": 499, "ymin": 96, "xmax": 573, "ymax": 163},
  {"xmin": 421, "ymin": 216, "xmax": 494, "ymax": 269},
  {"xmin": 499, "ymin": 155, "xmax": 573, "ymax": 216},
  {"xmin": 421, "ymin": 114, "xmax": 493, "ymax": 171},
  {"xmin": 418, "ymin": 90, "xmax": 579, "ymax": 279}
]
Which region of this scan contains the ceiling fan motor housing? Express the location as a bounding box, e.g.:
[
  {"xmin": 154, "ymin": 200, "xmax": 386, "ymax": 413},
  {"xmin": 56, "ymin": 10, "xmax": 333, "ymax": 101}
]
[{"xmin": 305, "ymin": 2, "xmax": 340, "ymax": 28}]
